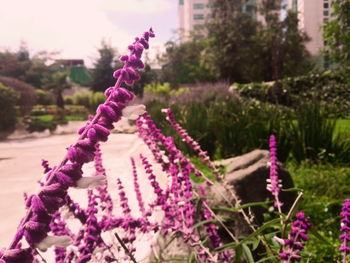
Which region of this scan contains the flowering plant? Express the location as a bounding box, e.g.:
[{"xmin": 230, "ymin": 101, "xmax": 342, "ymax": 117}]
[{"xmin": 1, "ymin": 28, "xmax": 349, "ymax": 263}]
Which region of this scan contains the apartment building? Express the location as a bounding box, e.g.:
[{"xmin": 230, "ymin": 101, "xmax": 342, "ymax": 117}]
[
  {"xmin": 178, "ymin": 0, "xmax": 262, "ymax": 42},
  {"xmin": 287, "ymin": 0, "xmax": 333, "ymax": 56},
  {"xmin": 179, "ymin": 0, "xmax": 332, "ymax": 56},
  {"xmin": 178, "ymin": 0, "xmax": 211, "ymax": 41}
]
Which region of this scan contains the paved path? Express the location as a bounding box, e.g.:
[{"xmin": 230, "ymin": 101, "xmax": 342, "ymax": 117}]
[{"xmin": 0, "ymin": 132, "xmax": 166, "ymax": 261}]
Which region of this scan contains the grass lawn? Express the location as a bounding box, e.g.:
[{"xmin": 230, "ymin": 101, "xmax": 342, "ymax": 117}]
[{"xmin": 335, "ymin": 119, "xmax": 350, "ymax": 135}]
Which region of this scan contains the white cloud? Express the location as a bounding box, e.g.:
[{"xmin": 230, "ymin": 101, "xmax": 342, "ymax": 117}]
[{"xmin": 0, "ymin": 0, "xmax": 171, "ymax": 66}]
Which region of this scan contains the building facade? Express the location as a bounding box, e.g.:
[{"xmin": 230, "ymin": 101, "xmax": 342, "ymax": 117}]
[
  {"xmin": 287, "ymin": 0, "xmax": 333, "ymax": 56},
  {"xmin": 178, "ymin": 0, "xmax": 332, "ymax": 56},
  {"xmin": 178, "ymin": 0, "xmax": 211, "ymax": 41}
]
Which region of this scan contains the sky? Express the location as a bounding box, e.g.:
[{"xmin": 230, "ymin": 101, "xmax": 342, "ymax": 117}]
[{"xmin": 0, "ymin": 0, "xmax": 178, "ymax": 67}]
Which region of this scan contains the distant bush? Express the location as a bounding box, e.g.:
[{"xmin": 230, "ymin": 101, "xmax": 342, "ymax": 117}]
[
  {"xmin": 0, "ymin": 76, "xmax": 37, "ymax": 115},
  {"xmin": 36, "ymin": 89, "xmax": 54, "ymax": 105},
  {"xmin": 89, "ymin": 92, "xmax": 105, "ymax": 111},
  {"xmin": 73, "ymin": 91, "xmax": 91, "ymax": 109},
  {"xmin": 144, "ymin": 82, "xmax": 187, "ymax": 97},
  {"xmin": 25, "ymin": 115, "xmax": 57, "ymax": 133},
  {"xmin": 30, "ymin": 105, "xmax": 89, "ymax": 119},
  {"xmin": 234, "ymin": 70, "xmax": 350, "ymax": 117},
  {"xmin": 0, "ymin": 83, "xmax": 19, "ymax": 133},
  {"xmin": 64, "ymin": 95, "xmax": 74, "ymax": 105}
]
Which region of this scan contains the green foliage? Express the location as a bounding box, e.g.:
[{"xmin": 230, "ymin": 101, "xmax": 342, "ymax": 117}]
[
  {"xmin": 146, "ymin": 86, "xmax": 293, "ymax": 161},
  {"xmin": 72, "ymin": 91, "xmax": 91, "ymax": 109},
  {"xmin": 288, "ymin": 162, "xmax": 350, "ymax": 262},
  {"xmin": 205, "ymin": 0, "xmax": 312, "ymax": 83},
  {"xmin": 160, "ymin": 38, "xmax": 215, "ymax": 87},
  {"xmin": 36, "ymin": 89, "xmax": 54, "ymax": 105},
  {"xmin": 69, "ymin": 91, "xmax": 105, "ymax": 112},
  {"xmin": 144, "ymin": 82, "xmax": 187, "ymax": 97},
  {"xmin": 43, "ymin": 71, "xmax": 72, "ymax": 108},
  {"xmin": 25, "ymin": 115, "xmax": 57, "ymax": 133},
  {"xmin": 89, "ymin": 92, "xmax": 105, "ymax": 111},
  {"xmin": 235, "ymin": 70, "xmax": 350, "ymax": 117},
  {"xmin": 0, "ymin": 83, "xmax": 19, "ymax": 132},
  {"xmin": 129, "ymin": 64, "xmax": 157, "ymax": 97},
  {"xmin": 64, "ymin": 95, "xmax": 74, "ymax": 105},
  {"xmin": 290, "ymin": 102, "xmax": 337, "ymax": 163},
  {"xmin": 0, "ymin": 75, "xmax": 37, "ymax": 115},
  {"xmin": 90, "ymin": 41, "xmax": 118, "ymax": 92},
  {"xmin": 323, "ymin": 0, "xmax": 350, "ymax": 68},
  {"xmin": 0, "ymin": 46, "xmax": 53, "ymax": 88}
]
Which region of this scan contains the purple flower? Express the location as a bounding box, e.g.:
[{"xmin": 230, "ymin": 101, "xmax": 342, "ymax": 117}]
[
  {"xmin": 5, "ymin": 28, "xmax": 155, "ymax": 261},
  {"xmin": 162, "ymin": 108, "xmax": 222, "ymax": 179},
  {"xmin": 131, "ymin": 157, "xmax": 146, "ymax": 216},
  {"xmin": 339, "ymin": 199, "xmax": 350, "ymax": 260},
  {"xmin": 267, "ymin": 135, "xmax": 283, "ymax": 211},
  {"xmin": 279, "ymin": 211, "xmax": 311, "ymax": 262}
]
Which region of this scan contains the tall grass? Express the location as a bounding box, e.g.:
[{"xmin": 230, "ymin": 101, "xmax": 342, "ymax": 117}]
[{"xmin": 145, "ymin": 83, "xmax": 350, "ymax": 164}]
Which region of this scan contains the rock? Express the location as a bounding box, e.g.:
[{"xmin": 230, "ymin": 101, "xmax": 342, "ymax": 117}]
[{"xmin": 206, "ymin": 149, "xmax": 295, "ymax": 238}]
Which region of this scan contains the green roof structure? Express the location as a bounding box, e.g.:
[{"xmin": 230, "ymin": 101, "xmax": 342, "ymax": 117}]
[{"xmin": 69, "ymin": 66, "xmax": 92, "ymax": 86}]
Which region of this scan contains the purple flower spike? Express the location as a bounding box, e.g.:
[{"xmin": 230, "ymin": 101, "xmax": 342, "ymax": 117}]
[
  {"xmin": 5, "ymin": 28, "xmax": 154, "ymax": 259},
  {"xmin": 267, "ymin": 135, "xmax": 283, "ymax": 211},
  {"xmin": 162, "ymin": 108, "xmax": 221, "ymax": 179},
  {"xmin": 340, "ymin": 199, "xmax": 350, "ymax": 260},
  {"xmin": 279, "ymin": 211, "xmax": 311, "ymax": 262}
]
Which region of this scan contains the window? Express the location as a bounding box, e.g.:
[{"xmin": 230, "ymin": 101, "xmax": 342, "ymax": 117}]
[
  {"xmin": 323, "ymin": 10, "xmax": 329, "ymax": 16},
  {"xmin": 324, "ymin": 3, "xmax": 329, "ymax": 8},
  {"xmin": 179, "ymin": 0, "xmax": 184, "ymax": 5},
  {"xmin": 193, "ymin": 3, "xmax": 205, "ymax": 9},
  {"xmin": 193, "ymin": 14, "xmax": 204, "ymax": 20}
]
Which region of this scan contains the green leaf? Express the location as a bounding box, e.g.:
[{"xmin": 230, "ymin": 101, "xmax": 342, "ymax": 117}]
[
  {"xmin": 309, "ymin": 228, "xmax": 333, "ymax": 246},
  {"xmin": 193, "ymin": 219, "xmax": 217, "ymax": 229},
  {"xmin": 242, "ymin": 244, "xmax": 255, "ymax": 263},
  {"xmin": 216, "ymin": 218, "xmax": 281, "ymax": 250},
  {"xmin": 214, "ymin": 200, "xmax": 271, "ymax": 213}
]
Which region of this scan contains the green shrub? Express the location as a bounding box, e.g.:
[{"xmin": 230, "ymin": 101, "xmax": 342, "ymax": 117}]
[
  {"xmin": 0, "ymin": 83, "xmax": 19, "ymax": 132},
  {"xmin": 25, "ymin": 115, "xmax": 57, "ymax": 133},
  {"xmin": 144, "ymin": 82, "xmax": 187, "ymax": 98},
  {"xmin": 64, "ymin": 105, "xmax": 89, "ymax": 117},
  {"xmin": 235, "ymin": 70, "xmax": 350, "ymax": 117},
  {"xmin": 36, "ymin": 89, "xmax": 54, "ymax": 105},
  {"xmin": 64, "ymin": 95, "xmax": 74, "ymax": 105},
  {"xmin": 73, "ymin": 91, "xmax": 92, "ymax": 109},
  {"xmin": 0, "ymin": 76, "xmax": 37, "ymax": 115},
  {"xmin": 89, "ymin": 92, "xmax": 105, "ymax": 111}
]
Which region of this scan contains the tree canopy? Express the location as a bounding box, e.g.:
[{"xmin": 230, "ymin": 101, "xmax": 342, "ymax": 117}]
[
  {"xmin": 323, "ymin": 0, "xmax": 350, "ymax": 68},
  {"xmin": 90, "ymin": 41, "xmax": 118, "ymax": 92}
]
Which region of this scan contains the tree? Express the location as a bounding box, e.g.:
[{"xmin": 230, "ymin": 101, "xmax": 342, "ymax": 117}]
[
  {"xmin": 43, "ymin": 71, "xmax": 71, "ymax": 108},
  {"xmin": 205, "ymin": 5, "xmax": 263, "ymax": 83},
  {"xmin": 0, "ymin": 46, "xmax": 53, "ymax": 88},
  {"xmin": 0, "ymin": 83, "xmax": 19, "ymax": 133},
  {"xmin": 160, "ymin": 37, "xmax": 214, "ymax": 87},
  {"xmin": 205, "ymin": 0, "xmax": 312, "ymax": 83},
  {"xmin": 323, "ymin": 0, "xmax": 350, "ymax": 68},
  {"xmin": 258, "ymin": 0, "xmax": 312, "ymax": 80},
  {"xmin": 90, "ymin": 41, "xmax": 117, "ymax": 92},
  {"xmin": 130, "ymin": 63, "xmax": 157, "ymax": 97}
]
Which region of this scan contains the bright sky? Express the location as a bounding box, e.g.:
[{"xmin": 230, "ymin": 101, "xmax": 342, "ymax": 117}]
[{"xmin": 0, "ymin": 0, "xmax": 178, "ymax": 67}]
